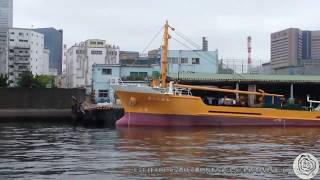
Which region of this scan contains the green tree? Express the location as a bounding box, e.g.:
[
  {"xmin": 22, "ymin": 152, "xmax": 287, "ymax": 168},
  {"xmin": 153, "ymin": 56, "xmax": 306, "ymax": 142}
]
[
  {"xmin": 0, "ymin": 74, "xmax": 9, "ymax": 88},
  {"xmin": 17, "ymin": 71, "xmax": 35, "ymax": 88},
  {"xmin": 34, "ymin": 74, "xmax": 53, "ymax": 88}
]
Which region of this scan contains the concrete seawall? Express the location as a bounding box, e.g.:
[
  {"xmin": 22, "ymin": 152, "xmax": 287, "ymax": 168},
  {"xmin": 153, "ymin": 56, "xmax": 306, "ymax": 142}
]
[
  {"xmin": 0, "ymin": 88, "xmax": 85, "ymax": 121},
  {"xmin": 0, "ymin": 88, "xmax": 85, "ymax": 109}
]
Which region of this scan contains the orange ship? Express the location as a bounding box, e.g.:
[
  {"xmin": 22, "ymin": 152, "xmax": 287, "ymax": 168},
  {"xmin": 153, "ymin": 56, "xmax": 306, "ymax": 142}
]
[{"xmin": 114, "ymin": 21, "xmax": 320, "ymax": 127}]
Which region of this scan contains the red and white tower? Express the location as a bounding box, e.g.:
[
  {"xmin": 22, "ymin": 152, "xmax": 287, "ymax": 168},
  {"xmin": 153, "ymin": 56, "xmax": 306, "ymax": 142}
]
[{"xmin": 247, "ymin": 36, "xmax": 252, "ymax": 74}]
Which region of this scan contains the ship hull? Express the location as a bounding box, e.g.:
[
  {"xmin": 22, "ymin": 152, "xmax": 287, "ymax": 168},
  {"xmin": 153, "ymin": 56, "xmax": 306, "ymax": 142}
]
[
  {"xmin": 115, "ymin": 86, "xmax": 320, "ymax": 127},
  {"xmin": 116, "ymin": 112, "xmax": 320, "ymax": 127}
]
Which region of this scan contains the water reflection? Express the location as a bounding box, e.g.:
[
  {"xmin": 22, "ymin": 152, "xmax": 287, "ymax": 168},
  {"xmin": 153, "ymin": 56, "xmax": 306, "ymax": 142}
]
[
  {"xmin": 116, "ymin": 127, "xmax": 320, "ymax": 179},
  {"xmin": 0, "ymin": 122, "xmax": 319, "ymax": 179}
]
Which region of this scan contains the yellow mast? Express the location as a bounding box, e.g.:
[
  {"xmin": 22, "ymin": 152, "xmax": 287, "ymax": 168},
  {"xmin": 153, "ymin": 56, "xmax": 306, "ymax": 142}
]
[{"xmin": 161, "ymin": 21, "xmax": 170, "ymax": 88}]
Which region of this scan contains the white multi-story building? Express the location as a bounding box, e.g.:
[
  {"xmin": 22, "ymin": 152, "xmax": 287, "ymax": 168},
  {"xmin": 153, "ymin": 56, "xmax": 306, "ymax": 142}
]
[
  {"xmin": 5, "ymin": 28, "xmax": 50, "ymax": 85},
  {"xmin": 66, "ymin": 39, "xmax": 119, "ymax": 90}
]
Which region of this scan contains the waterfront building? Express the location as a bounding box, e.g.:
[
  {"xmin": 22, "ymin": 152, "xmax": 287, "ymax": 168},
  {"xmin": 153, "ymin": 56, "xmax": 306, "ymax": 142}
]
[
  {"xmin": 271, "ymin": 28, "xmax": 302, "ymax": 69},
  {"xmin": 271, "ymin": 28, "xmax": 320, "ymax": 71},
  {"xmin": 92, "ymin": 63, "xmax": 159, "ymax": 103},
  {"xmin": 0, "ymin": 0, "xmax": 13, "ymax": 31},
  {"xmin": 165, "ymin": 49, "xmax": 219, "ymax": 75},
  {"xmin": 148, "ymin": 49, "xmax": 161, "ymax": 60},
  {"xmin": 6, "ymin": 28, "xmax": 50, "ymax": 85},
  {"xmin": 65, "ymin": 39, "xmax": 120, "ymax": 90},
  {"xmin": 311, "ymin": 31, "xmax": 320, "ymax": 60},
  {"xmin": 34, "ymin": 28, "xmax": 63, "ymax": 75},
  {"xmin": 119, "ymin": 51, "xmax": 139, "ymax": 61},
  {"xmin": 302, "ymin": 31, "xmax": 312, "ymax": 60}
]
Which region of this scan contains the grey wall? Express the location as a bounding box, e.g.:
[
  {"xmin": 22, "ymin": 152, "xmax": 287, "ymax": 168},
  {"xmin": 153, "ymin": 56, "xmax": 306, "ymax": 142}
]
[{"xmin": 0, "ymin": 88, "xmax": 85, "ymax": 109}]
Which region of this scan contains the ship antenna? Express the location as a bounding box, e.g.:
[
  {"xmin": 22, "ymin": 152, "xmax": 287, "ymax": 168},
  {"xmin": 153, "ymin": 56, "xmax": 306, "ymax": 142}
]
[{"xmin": 161, "ymin": 20, "xmax": 170, "ymax": 88}]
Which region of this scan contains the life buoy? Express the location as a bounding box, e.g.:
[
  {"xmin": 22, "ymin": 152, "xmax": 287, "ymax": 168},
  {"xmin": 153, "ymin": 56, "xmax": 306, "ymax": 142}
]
[{"xmin": 129, "ymin": 97, "xmax": 137, "ymax": 107}]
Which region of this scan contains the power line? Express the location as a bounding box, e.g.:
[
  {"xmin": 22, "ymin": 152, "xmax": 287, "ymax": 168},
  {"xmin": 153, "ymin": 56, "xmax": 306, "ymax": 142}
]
[
  {"xmin": 141, "ymin": 26, "xmax": 164, "ymax": 54},
  {"xmin": 127, "ymin": 25, "xmax": 164, "ymax": 68}
]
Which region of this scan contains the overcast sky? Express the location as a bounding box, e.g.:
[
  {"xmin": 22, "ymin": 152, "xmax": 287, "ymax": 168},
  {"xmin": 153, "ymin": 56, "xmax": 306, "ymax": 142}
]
[{"xmin": 13, "ymin": 0, "xmax": 320, "ymax": 62}]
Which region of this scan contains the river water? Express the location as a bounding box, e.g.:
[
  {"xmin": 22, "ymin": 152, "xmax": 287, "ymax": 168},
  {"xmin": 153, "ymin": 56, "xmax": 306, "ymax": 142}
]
[{"xmin": 0, "ymin": 122, "xmax": 319, "ymax": 179}]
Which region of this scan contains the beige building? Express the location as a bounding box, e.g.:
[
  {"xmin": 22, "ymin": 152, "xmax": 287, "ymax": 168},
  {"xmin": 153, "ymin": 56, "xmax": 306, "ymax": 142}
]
[
  {"xmin": 65, "ymin": 39, "xmax": 120, "ymax": 90},
  {"xmin": 311, "ymin": 31, "xmax": 320, "ymax": 60},
  {"xmin": 271, "ymin": 28, "xmax": 302, "ymax": 69}
]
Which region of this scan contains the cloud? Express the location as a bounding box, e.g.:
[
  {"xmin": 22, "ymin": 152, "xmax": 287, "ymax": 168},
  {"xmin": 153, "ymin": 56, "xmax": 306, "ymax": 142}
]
[{"xmin": 13, "ymin": 0, "xmax": 320, "ymax": 61}]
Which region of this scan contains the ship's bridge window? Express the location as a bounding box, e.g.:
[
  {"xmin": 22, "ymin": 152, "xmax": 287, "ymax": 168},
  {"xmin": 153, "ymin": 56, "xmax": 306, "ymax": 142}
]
[{"xmin": 99, "ymin": 90, "xmax": 109, "ymax": 97}]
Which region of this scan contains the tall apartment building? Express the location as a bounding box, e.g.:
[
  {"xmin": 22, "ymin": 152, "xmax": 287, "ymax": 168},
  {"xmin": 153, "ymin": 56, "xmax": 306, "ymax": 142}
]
[
  {"xmin": 0, "ymin": 0, "xmax": 13, "ymax": 75},
  {"xmin": 34, "ymin": 28, "xmax": 63, "ymax": 75},
  {"xmin": 6, "ymin": 28, "xmax": 50, "ymax": 85},
  {"xmin": 65, "ymin": 39, "xmax": 119, "ymax": 90},
  {"xmin": 271, "ymin": 28, "xmax": 320, "ymax": 70},
  {"xmin": 0, "ymin": 0, "xmax": 13, "ymax": 30}
]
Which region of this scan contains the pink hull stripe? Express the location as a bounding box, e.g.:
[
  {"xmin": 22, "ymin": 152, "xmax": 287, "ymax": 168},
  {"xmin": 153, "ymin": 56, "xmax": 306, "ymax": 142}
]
[{"xmin": 116, "ymin": 113, "xmax": 320, "ymax": 127}]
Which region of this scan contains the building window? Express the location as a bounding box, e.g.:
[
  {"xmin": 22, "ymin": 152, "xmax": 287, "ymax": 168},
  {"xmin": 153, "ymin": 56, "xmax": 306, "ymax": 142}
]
[
  {"xmin": 130, "ymin": 72, "xmax": 139, "ymax": 77},
  {"xmin": 76, "ymin": 50, "xmax": 85, "ymax": 54},
  {"xmin": 98, "ymin": 90, "xmax": 109, "ymax": 97},
  {"xmin": 130, "ymin": 72, "xmax": 148, "ymax": 78},
  {"xmin": 19, "ymin": 39, "xmax": 28, "ymax": 43},
  {"xmin": 139, "ymin": 72, "xmax": 148, "ymax": 77},
  {"xmin": 181, "ymin": 58, "xmax": 188, "ymax": 64},
  {"xmin": 9, "ymin": 39, "xmax": 14, "ymax": 42},
  {"xmin": 19, "ymin": 32, "xmax": 23, "ymax": 36},
  {"xmin": 10, "ymin": 32, "xmax": 14, "ymax": 35},
  {"xmin": 192, "ymin": 58, "xmax": 200, "ymax": 64},
  {"xmin": 97, "ymin": 42, "xmax": 103, "ymax": 45},
  {"xmin": 91, "ymin": 50, "xmax": 103, "ymax": 55},
  {"xmin": 90, "ymin": 41, "xmax": 97, "ymax": 45},
  {"xmin": 102, "ymin": 68, "xmax": 112, "ymax": 75},
  {"xmin": 168, "ymin": 57, "xmax": 179, "ymax": 64}
]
